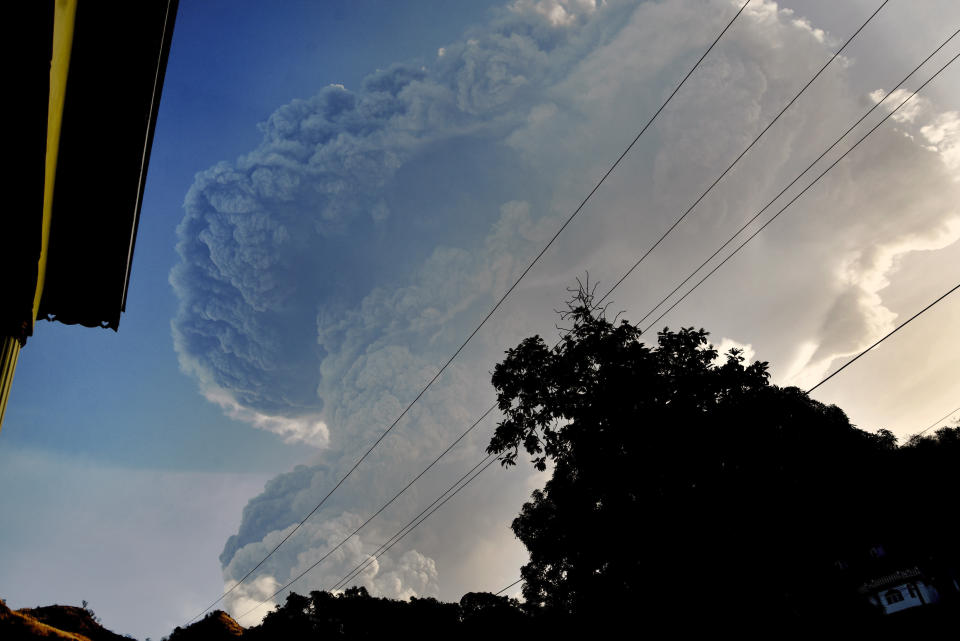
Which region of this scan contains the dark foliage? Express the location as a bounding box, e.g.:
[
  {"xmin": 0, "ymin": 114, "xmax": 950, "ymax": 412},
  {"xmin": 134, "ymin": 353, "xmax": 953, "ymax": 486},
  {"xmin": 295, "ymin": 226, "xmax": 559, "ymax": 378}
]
[
  {"xmin": 237, "ymin": 587, "xmax": 530, "ymax": 639},
  {"xmin": 486, "ymin": 283, "xmax": 960, "ymax": 633},
  {"xmin": 0, "ymin": 600, "xmax": 132, "ymax": 641}
]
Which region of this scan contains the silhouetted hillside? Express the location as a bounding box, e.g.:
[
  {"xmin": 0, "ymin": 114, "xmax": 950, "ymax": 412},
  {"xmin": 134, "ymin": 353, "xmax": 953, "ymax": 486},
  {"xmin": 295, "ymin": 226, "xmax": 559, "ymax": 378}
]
[
  {"xmin": 17, "ymin": 605, "xmax": 129, "ymax": 641},
  {"xmin": 166, "ymin": 610, "xmax": 242, "ymax": 641},
  {"xmin": 1, "ymin": 599, "xmax": 92, "ymax": 641}
]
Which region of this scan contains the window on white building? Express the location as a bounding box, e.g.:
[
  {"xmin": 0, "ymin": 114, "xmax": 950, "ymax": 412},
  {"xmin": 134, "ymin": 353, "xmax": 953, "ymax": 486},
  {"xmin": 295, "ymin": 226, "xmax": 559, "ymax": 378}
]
[{"xmin": 885, "ymin": 589, "xmax": 904, "ymax": 605}]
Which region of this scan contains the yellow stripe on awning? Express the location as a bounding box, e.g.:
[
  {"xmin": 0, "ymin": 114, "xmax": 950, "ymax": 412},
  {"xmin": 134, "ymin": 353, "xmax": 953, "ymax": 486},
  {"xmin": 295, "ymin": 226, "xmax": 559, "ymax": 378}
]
[
  {"xmin": 0, "ymin": 336, "xmax": 21, "ymax": 429},
  {"xmin": 32, "ymin": 0, "xmax": 78, "ymax": 325},
  {"xmin": 1, "ymin": 0, "xmax": 77, "ymax": 433}
]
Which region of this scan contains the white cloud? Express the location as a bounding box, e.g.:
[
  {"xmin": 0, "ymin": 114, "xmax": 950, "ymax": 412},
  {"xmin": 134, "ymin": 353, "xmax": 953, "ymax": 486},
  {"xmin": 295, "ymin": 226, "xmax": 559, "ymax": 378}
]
[
  {"xmin": 870, "ymin": 87, "xmax": 928, "ymax": 123},
  {"xmin": 509, "ymin": 0, "xmax": 598, "ymax": 27},
  {"xmin": 921, "ymin": 110, "xmax": 960, "ymax": 175},
  {"xmin": 204, "ymin": 386, "xmax": 329, "ymax": 447},
  {"xmin": 713, "ymin": 337, "xmax": 756, "ymax": 365},
  {"xmin": 791, "ymin": 17, "xmax": 826, "ymax": 43}
]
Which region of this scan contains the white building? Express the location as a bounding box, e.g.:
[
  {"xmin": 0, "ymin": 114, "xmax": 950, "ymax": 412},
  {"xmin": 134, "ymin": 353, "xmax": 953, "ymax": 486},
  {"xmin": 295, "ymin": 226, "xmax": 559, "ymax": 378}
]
[{"xmin": 859, "ymin": 567, "xmax": 940, "ymax": 615}]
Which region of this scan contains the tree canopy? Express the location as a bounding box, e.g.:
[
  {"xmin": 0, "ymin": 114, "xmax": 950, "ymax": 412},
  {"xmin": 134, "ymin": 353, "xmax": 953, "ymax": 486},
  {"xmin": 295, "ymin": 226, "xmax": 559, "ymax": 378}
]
[{"xmin": 486, "ymin": 283, "xmax": 959, "ymax": 631}]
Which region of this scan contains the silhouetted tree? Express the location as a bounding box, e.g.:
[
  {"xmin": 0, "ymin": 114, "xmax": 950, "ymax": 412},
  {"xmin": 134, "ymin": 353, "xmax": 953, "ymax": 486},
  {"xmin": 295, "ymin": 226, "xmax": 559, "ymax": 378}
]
[{"xmin": 485, "ymin": 282, "xmax": 912, "ymax": 631}]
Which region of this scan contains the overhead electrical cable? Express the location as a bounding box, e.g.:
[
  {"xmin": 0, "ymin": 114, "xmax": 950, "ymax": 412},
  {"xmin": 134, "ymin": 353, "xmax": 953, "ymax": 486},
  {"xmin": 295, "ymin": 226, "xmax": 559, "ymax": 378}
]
[
  {"xmin": 310, "ymin": 38, "xmax": 960, "ymax": 612},
  {"xmin": 639, "ymin": 49, "xmax": 960, "ymax": 336},
  {"xmin": 597, "ymin": 0, "xmax": 892, "ymax": 306},
  {"xmin": 249, "ymin": 278, "xmax": 960, "ymax": 617},
  {"xmin": 916, "ymin": 404, "xmax": 960, "ymax": 436},
  {"xmin": 624, "ymin": 27, "xmax": 959, "ymax": 328},
  {"xmin": 271, "ymin": 10, "xmax": 904, "ymax": 600},
  {"xmin": 240, "ymin": 280, "xmax": 960, "ymax": 617},
  {"xmin": 186, "ymin": 2, "xmax": 752, "ymax": 623},
  {"xmin": 495, "ymin": 578, "xmax": 524, "ymax": 597},
  {"xmin": 806, "ymin": 281, "xmax": 960, "ymax": 394},
  {"xmin": 203, "ymin": 3, "xmax": 898, "ymax": 620},
  {"xmin": 235, "ymin": 34, "xmax": 959, "ymax": 610},
  {"xmin": 236, "ymin": 126, "xmax": 958, "ymax": 621}
]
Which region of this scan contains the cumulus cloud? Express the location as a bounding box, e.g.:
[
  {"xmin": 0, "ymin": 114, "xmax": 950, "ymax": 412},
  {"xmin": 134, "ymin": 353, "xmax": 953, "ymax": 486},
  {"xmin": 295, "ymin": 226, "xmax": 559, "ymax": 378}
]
[
  {"xmin": 713, "ymin": 337, "xmax": 756, "ymax": 365},
  {"xmin": 921, "ymin": 110, "xmax": 960, "ymax": 174},
  {"xmin": 169, "ymin": 0, "xmax": 960, "ymax": 613}
]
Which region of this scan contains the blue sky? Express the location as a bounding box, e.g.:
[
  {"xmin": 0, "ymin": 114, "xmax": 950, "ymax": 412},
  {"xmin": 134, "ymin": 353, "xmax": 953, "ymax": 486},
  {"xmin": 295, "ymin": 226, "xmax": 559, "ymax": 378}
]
[{"xmin": 3, "ymin": 1, "xmax": 960, "ymax": 639}]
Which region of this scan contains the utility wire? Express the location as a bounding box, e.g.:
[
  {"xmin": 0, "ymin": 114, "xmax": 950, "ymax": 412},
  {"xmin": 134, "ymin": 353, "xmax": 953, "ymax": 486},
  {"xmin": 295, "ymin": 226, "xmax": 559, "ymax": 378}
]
[
  {"xmin": 917, "ymin": 404, "xmax": 960, "ymax": 436},
  {"xmin": 806, "ymin": 281, "xmax": 960, "ymax": 394},
  {"xmin": 187, "ymin": 2, "xmax": 751, "ymax": 623},
  {"xmin": 597, "ymin": 0, "xmax": 892, "ymax": 306},
  {"xmin": 217, "ymin": 26, "xmax": 955, "ymax": 625},
  {"xmin": 236, "ymin": 271, "xmax": 960, "ymax": 620},
  {"xmin": 324, "ymin": 279, "xmax": 959, "ymax": 614},
  {"xmin": 640, "ymin": 49, "xmax": 960, "ymax": 335},
  {"xmin": 210, "ymin": 3, "xmax": 896, "ymax": 619},
  {"xmin": 325, "ymin": 282, "xmax": 960, "ymax": 609},
  {"xmin": 495, "ymin": 578, "xmax": 523, "ymax": 597},
  {"xmin": 629, "ymin": 27, "xmax": 959, "ymax": 329},
  {"xmin": 315, "ymin": 33, "xmax": 960, "ymax": 610},
  {"xmin": 234, "ymin": 53, "xmax": 959, "ymax": 614},
  {"xmin": 236, "ymin": 34, "xmax": 958, "ymax": 611}
]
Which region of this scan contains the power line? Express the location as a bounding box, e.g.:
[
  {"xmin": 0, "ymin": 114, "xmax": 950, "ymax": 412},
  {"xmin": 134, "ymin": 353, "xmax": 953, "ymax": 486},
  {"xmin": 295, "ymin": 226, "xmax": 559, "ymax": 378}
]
[
  {"xmin": 807, "ymin": 281, "xmax": 960, "ymax": 394},
  {"xmin": 323, "ymin": 281, "xmax": 958, "ymax": 610},
  {"xmin": 917, "ymin": 404, "xmax": 960, "ymax": 436},
  {"xmin": 198, "ymin": 27, "xmax": 956, "ymax": 628},
  {"xmin": 495, "ymin": 578, "xmax": 523, "ymax": 597},
  {"xmin": 237, "ymin": 32, "xmax": 957, "ymax": 606},
  {"xmin": 323, "ymin": 283, "xmax": 959, "ymax": 613},
  {"xmin": 241, "ymin": 279, "xmax": 960, "ymax": 616},
  {"xmin": 232, "ymin": 278, "xmax": 960, "ymax": 619},
  {"xmin": 597, "ymin": 0, "xmax": 892, "ymax": 306},
  {"xmin": 308, "ymin": 8, "xmax": 903, "ymax": 603},
  {"xmin": 639, "ymin": 48, "xmax": 960, "ymax": 335},
  {"xmin": 235, "ymin": 185, "xmax": 958, "ymax": 622},
  {"xmin": 186, "ymin": 2, "xmax": 752, "ymax": 623},
  {"xmin": 204, "ymin": 2, "xmax": 896, "ymax": 618},
  {"xmin": 317, "ymin": 38, "xmax": 960, "ymax": 604}
]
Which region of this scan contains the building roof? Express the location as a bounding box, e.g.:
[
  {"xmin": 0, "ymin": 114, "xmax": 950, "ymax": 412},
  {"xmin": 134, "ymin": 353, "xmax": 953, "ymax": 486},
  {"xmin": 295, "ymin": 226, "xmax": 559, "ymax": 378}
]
[
  {"xmin": 858, "ymin": 567, "xmax": 924, "ymax": 594},
  {"xmin": 37, "ymin": 0, "xmax": 178, "ymax": 330},
  {"xmin": 3, "ymin": 0, "xmax": 177, "ymax": 338}
]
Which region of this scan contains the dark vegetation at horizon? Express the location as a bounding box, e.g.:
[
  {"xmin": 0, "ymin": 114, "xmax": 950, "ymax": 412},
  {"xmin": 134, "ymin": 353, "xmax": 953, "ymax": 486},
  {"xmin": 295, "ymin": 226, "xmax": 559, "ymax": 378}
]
[{"xmin": 3, "ymin": 285, "xmax": 958, "ymax": 639}]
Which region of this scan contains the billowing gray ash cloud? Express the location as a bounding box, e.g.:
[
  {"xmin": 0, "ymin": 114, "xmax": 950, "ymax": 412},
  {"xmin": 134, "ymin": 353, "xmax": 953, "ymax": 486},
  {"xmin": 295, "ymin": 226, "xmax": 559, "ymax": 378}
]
[
  {"xmin": 169, "ymin": 0, "xmax": 641, "ymax": 443},
  {"xmin": 170, "ymin": 0, "xmax": 960, "ymax": 623}
]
